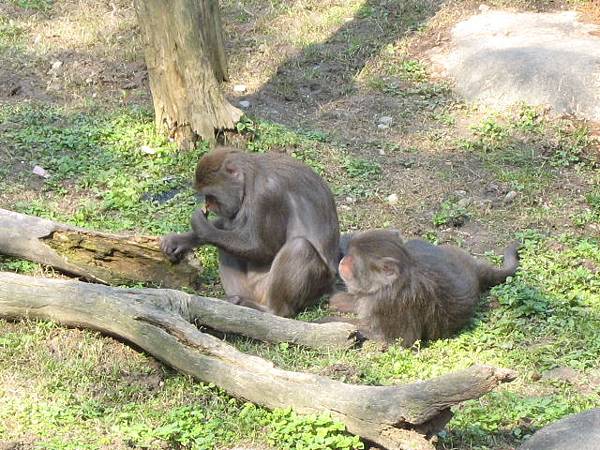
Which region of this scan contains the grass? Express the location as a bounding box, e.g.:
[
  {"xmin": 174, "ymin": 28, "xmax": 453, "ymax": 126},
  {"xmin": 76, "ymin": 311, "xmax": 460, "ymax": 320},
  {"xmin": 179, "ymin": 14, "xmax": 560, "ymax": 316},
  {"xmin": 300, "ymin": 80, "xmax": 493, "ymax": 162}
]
[{"xmin": 1, "ymin": 0, "xmax": 599, "ymax": 448}]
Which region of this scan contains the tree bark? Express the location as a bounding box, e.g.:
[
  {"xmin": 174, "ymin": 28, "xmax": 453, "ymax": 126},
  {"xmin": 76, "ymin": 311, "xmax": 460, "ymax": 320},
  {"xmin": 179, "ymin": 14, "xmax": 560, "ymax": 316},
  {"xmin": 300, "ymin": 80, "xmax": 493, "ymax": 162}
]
[
  {"xmin": 0, "ymin": 271, "xmax": 517, "ymax": 450},
  {"xmin": 134, "ymin": 0, "xmax": 242, "ymax": 147},
  {"xmin": 0, "ymin": 208, "xmax": 202, "ymax": 290}
]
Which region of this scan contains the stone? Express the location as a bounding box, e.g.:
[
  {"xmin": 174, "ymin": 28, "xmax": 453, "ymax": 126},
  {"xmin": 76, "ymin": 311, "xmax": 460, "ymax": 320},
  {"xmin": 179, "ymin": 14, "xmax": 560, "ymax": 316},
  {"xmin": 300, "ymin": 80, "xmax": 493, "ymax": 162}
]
[
  {"xmin": 504, "ymin": 190, "xmax": 518, "ymax": 204},
  {"xmin": 541, "ymin": 366, "xmax": 581, "ymax": 384},
  {"xmin": 430, "ymin": 11, "xmax": 600, "ymax": 121},
  {"xmin": 239, "ymin": 100, "xmax": 251, "ymax": 108},
  {"xmin": 518, "ymin": 409, "xmax": 600, "ymax": 450},
  {"xmin": 386, "ymin": 193, "xmax": 399, "ymax": 205},
  {"xmin": 378, "ymin": 116, "xmax": 393, "ymax": 126},
  {"xmin": 140, "ymin": 145, "xmax": 156, "ymax": 155},
  {"xmin": 233, "ymin": 84, "xmax": 247, "ymax": 93},
  {"xmin": 47, "ymin": 60, "xmax": 63, "ymax": 76},
  {"xmin": 32, "ymin": 165, "xmax": 50, "ymax": 179}
]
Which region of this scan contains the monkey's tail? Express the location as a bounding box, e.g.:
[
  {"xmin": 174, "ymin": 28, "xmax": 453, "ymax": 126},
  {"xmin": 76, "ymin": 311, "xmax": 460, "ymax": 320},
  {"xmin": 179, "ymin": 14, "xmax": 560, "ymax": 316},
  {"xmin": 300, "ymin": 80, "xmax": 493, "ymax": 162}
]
[{"xmin": 479, "ymin": 241, "xmax": 520, "ymax": 289}]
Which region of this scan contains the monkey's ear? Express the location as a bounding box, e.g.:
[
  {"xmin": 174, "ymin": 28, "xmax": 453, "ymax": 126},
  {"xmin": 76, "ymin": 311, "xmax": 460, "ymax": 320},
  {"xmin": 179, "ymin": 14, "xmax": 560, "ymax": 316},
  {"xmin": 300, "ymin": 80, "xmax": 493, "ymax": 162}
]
[
  {"xmin": 379, "ymin": 257, "xmax": 400, "ymax": 278},
  {"xmin": 224, "ymin": 161, "xmax": 243, "ymax": 182}
]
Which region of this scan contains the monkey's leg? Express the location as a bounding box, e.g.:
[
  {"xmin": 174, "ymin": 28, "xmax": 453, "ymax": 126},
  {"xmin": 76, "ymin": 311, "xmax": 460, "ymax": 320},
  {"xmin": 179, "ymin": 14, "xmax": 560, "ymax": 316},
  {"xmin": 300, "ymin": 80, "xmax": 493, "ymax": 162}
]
[
  {"xmin": 262, "ymin": 237, "xmax": 333, "ymax": 317},
  {"xmin": 218, "ymin": 250, "xmax": 256, "ymax": 303}
]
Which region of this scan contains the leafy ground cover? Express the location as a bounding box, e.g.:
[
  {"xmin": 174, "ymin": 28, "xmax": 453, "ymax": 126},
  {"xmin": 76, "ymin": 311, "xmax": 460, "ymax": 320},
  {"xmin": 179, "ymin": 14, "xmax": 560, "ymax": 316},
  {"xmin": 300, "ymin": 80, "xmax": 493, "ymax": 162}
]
[{"xmin": 0, "ymin": 0, "xmax": 598, "ymax": 449}]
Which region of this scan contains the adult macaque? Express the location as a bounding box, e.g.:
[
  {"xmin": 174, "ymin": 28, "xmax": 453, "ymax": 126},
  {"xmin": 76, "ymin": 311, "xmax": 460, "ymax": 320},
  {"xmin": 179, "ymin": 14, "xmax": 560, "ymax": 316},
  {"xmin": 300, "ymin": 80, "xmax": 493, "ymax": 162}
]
[
  {"xmin": 329, "ymin": 230, "xmax": 519, "ymax": 346},
  {"xmin": 161, "ymin": 147, "xmax": 340, "ymax": 317}
]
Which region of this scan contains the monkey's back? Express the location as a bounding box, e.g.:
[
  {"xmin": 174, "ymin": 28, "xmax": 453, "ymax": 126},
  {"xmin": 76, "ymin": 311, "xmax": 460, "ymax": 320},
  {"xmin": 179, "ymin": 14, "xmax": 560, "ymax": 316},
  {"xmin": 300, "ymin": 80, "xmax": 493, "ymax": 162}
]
[
  {"xmin": 404, "ymin": 240, "xmax": 482, "ymax": 336},
  {"xmin": 255, "ymin": 153, "xmax": 340, "ymax": 272}
]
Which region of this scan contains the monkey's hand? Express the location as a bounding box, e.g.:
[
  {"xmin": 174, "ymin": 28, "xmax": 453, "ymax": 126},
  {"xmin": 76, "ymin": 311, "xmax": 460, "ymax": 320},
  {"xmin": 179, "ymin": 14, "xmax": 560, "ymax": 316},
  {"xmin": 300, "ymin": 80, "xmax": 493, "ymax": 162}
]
[
  {"xmin": 160, "ymin": 232, "xmax": 199, "ymax": 263},
  {"xmin": 190, "ymin": 209, "xmax": 214, "ymax": 240}
]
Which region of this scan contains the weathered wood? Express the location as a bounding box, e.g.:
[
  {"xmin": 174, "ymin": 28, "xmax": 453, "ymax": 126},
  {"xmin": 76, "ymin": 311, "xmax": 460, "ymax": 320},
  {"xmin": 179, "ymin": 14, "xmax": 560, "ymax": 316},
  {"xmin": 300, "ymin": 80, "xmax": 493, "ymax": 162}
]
[
  {"xmin": 0, "ymin": 271, "xmax": 517, "ymax": 450},
  {"xmin": 134, "ymin": 0, "xmax": 242, "ymax": 147},
  {"xmin": 0, "ymin": 208, "xmax": 202, "ymax": 290}
]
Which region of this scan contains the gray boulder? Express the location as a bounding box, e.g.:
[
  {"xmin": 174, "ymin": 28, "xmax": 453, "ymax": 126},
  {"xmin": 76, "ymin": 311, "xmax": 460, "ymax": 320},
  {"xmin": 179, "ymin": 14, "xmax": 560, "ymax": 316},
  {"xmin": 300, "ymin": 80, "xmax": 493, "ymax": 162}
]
[
  {"xmin": 519, "ymin": 408, "xmax": 600, "ymax": 450},
  {"xmin": 430, "ymin": 10, "xmax": 600, "ymax": 121}
]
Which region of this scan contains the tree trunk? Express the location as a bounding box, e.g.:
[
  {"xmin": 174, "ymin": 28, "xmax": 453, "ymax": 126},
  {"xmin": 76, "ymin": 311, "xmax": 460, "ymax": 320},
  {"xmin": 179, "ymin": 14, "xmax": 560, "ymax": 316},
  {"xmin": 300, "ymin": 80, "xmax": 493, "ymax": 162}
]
[
  {"xmin": 134, "ymin": 0, "xmax": 242, "ymax": 147},
  {"xmin": 0, "ymin": 208, "xmax": 202, "ymax": 290},
  {"xmin": 0, "ymin": 271, "xmax": 517, "ymax": 450}
]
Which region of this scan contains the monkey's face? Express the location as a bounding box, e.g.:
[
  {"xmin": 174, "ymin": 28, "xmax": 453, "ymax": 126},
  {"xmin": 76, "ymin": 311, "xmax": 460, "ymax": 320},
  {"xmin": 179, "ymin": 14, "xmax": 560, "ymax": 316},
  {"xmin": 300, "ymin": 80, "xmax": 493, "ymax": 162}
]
[
  {"xmin": 340, "ymin": 252, "xmax": 400, "ymax": 294},
  {"xmin": 198, "ymin": 184, "xmax": 242, "ymax": 219},
  {"xmin": 195, "ymin": 153, "xmax": 245, "ymax": 220},
  {"xmin": 341, "ymin": 230, "xmax": 409, "ymax": 295}
]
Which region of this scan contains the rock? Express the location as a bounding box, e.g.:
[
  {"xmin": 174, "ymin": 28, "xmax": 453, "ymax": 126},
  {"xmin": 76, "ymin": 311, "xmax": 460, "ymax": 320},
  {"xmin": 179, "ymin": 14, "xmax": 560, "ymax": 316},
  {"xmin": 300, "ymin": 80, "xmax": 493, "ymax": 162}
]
[
  {"xmin": 140, "ymin": 145, "xmax": 156, "ymax": 155},
  {"xmin": 518, "ymin": 409, "xmax": 600, "ymax": 450},
  {"xmin": 32, "ymin": 165, "xmax": 50, "ymax": 179},
  {"xmin": 378, "ymin": 148, "xmax": 386, "ymax": 156},
  {"xmin": 386, "ymin": 193, "xmax": 399, "ymax": 205},
  {"xmin": 345, "ymin": 196, "xmax": 356, "ymax": 204},
  {"xmin": 377, "ymin": 123, "xmax": 389, "ymax": 130},
  {"xmin": 454, "ymin": 190, "xmax": 467, "ymax": 197},
  {"xmin": 233, "ymin": 84, "xmax": 247, "ymax": 93},
  {"xmin": 378, "ymin": 116, "xmax": 393, "ymax": 126},
  {"xmin": 239, "ymin": 100, "xmax": 251, "ymax": 108},
  {"xmin": 430, "ymin": 11, "xmax": 600, "ymax": 121},
  {"xmin": 47, "ymin": 60, "xmax": 63, "ymax": 76},
  {"xmin": 504, "ymin": 190, "xmax": 518, "ymax": 204},
  {"xmin": 541, "ymin": 366, "xmax": 581, "ymax": 384}
]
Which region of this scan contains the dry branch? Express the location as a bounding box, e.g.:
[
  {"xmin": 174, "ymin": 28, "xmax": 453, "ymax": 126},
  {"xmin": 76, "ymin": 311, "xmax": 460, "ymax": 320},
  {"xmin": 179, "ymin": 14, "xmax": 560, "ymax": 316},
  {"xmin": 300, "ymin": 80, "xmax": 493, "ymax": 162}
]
[
  {"xmin": 0, "ymin": 271, "xmax": 516, "ymax": 450},
  {"xmin": 0, "ymin": 208, "xmax": 201, "ymax": 290}
]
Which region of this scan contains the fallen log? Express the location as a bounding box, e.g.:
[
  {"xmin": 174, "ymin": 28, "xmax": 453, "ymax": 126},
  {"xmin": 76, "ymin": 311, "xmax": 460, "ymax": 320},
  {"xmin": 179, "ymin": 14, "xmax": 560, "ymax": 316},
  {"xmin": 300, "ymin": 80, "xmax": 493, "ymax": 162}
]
[
  {"xmin": 0, "ymin": 208, "xmax": 201, "ymax": 289},
  {"xmin": 0, "ymin": 209, "xmax": 358, "ymax": 349},
  {"xmin": 0, "ymin": 271, "xmax": 517, "ymax": 450}
]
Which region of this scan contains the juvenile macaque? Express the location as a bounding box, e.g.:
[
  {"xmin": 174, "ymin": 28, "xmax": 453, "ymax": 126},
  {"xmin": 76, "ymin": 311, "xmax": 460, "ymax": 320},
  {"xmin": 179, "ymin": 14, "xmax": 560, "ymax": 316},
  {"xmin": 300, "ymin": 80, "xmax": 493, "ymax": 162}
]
[
  {"xmin": 161, "ymin": 147, "xmax": 340, "ymax": 317},
  {"xmin": 329, "ymin": 230, "xmax": 519, "ymax": 345}
]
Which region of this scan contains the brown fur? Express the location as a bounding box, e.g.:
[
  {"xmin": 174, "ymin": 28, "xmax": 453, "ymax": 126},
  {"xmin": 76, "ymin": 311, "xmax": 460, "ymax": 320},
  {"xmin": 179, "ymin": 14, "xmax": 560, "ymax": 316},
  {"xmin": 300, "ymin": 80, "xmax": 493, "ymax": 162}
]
[
  {"xmin": 161, "ymin": 146, "xmax": 340, "ymax": 317},
  {"xmin": 330, "ymin": 230, "xmax": 519, "ymax": 346}
]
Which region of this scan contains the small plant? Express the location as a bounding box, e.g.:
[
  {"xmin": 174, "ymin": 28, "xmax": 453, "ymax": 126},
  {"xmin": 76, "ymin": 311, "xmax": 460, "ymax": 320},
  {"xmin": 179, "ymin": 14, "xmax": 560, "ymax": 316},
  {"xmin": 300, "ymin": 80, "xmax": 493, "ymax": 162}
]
[
  {"xmin": 432, "ymin": 199, "xmax": 469, "ymax": 227},
  {"xmin": 266, "ymin": 408, "xmax": 363, "ymax": 450},
  {"xmin": 0, "ymin": 16, "xmax": 25, "ymax": 48},
  {"xmin": 492, "ymin": 281, "xmax": 551, "ymax": 318},
  {"xmin": 246, "ymin": 120, "xmax": 300, "ymax": 153},
  {"xmin": 550, "ymin": 123, "xmax": 590, "ymax": 167},
  {"xmin": 399, "ymin": 59, "xmax": 427, "ymax": 82},
  {"xmin": 10, "ymin": 0, "xmax": 52, "ymax": 11},
  {"xmin": 342, "ymin": 157, "xmax": 381, "ymax": 180},
  {"xmin": 467, "ymin": 117, "xmax": 508, "ymax": 153},
  {"xmin": 0, "ymin": 257, "xmax": 41, "ymax": 274},
  {"xmin": 235, "ymin": 115, "xmax": 257, "ymax": 136},
  {"xmin": 515, "ymin": 104, "xmax": 544, "ymax": 133}
]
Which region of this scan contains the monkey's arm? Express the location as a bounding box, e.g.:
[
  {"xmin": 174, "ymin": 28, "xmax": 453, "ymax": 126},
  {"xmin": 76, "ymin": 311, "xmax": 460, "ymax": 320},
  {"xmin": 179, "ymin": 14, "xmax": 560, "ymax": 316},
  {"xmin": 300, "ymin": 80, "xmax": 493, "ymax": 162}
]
[
  {"xmin": 191, "ymin": 210, "xmax": 279, "ymax": 263},
  {"xmin": 160, "ymin": 214, "xmax": 228, "ymax": 262}
]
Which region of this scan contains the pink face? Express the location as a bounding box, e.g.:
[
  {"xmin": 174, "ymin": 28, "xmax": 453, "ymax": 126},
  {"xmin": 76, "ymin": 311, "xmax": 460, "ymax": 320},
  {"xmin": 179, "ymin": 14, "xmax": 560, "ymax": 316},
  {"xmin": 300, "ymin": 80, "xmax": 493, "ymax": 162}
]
[{"xmin": 338, "ymin": 255, "xmax": 354, "ymax": 282}]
